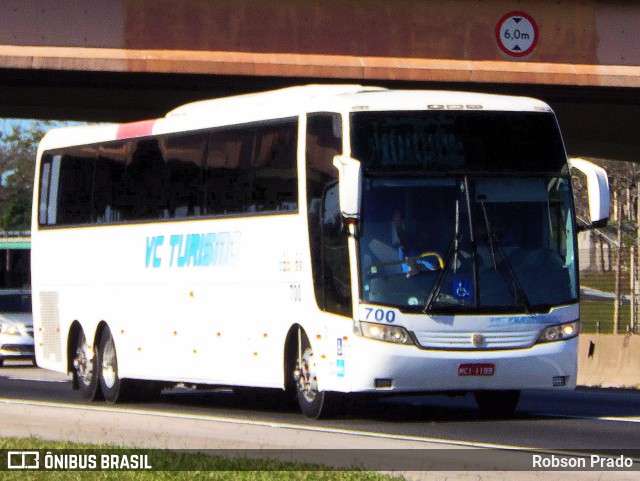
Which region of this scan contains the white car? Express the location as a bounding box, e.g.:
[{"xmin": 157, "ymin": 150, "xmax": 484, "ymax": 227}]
[{"xmin": 0, "ymin": 290, "xmax": 34, "ymax": 366}]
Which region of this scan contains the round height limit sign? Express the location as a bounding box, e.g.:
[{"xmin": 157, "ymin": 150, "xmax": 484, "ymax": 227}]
[{"xmin": 496, "ymin": 11, "xmax": 538, "ymax": 57}]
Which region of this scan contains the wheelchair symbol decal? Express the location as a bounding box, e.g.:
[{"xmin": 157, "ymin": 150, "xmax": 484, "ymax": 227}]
[{"xmin": 453, "ymin": 278, "xmax": 472, "ymax": 300}]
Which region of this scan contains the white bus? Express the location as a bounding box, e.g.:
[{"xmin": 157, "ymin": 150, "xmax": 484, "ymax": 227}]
[{"xmin": 31, "ymin": 85, "xmax": 609, "ymax": 419}]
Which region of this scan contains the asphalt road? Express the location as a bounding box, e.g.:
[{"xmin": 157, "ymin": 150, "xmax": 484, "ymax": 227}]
[{"xmin": 1, "ymin": 360, "xmax": 639, "ymax": 475}]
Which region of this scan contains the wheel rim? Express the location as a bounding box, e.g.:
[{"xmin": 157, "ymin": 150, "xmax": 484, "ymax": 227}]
[
  {"xmin": 296, "ymin": 346, "xmax": 318, "ymax": 403},
  {"xmin": 74, "ymin": 332, "xmax": 94, "ymax": 387},
  {"xmin": 101, "ymin": 335, "xmax": 117, "ymax": 389}
]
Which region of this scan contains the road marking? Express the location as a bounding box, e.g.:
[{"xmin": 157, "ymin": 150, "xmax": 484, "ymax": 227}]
[
  {"xmin": 3, "ymin": 394, "xmax": 640, "ymax": 426},
  {"xmin": 540, "ymin": 412, "xmax": 640, "ymax": 424},
  {"xmin": 0, "ymin": 397, "xmax": 540, "ymax": 451},
  {"xmin": 5, "ymin": 377, "xmax": 69, "ymax": 383},
  {"xmin": 2, "ymin": 398, "xmax": 640, "ymax": 469},
  {"xmin": 2, "ymin": 397, "xmax": 640, "ymax": 463}
]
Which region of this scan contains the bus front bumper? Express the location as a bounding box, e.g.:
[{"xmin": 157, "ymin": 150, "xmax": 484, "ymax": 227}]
[{"xmin": 325, "ymin": 336, "xmax": 578, "ymax": 394}]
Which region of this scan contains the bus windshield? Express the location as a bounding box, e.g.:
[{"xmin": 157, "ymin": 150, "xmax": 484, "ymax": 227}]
[
  {"xmin": 359, "ymin": 176, "xmax": 577, "ymax": 313},
  {"xmin": 353, "ymin": 110, "xmax": 577, "ymax": 314}
]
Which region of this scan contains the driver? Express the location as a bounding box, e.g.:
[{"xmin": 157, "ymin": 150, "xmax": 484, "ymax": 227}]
[
  {"xmin": 391, "ymin": 209, "xmax": 409, "ymax": 259},
  {"xmin": 391, "ymin": 209, "xmax": 439, "ymax": 275}
]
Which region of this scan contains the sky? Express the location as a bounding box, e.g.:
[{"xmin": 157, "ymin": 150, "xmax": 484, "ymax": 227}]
[
  {"xmin": 0, "ymin": 118, "xmax": 86, "ymax": 187},
  {"xmin": 0, "ymin": 118, "xmax": 84, "ymax": 138},
  {"xmin": 0, "ymin": 118, "xmax": 37, "ymax": 137}
]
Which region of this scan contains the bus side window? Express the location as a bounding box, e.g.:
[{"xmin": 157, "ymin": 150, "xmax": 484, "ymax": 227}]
[
  {"xmin": 250, "ymin": 121, "xmax": 298, "ymax": 212},
  {"xmin": 56, "ymin": 146, "xmax": 97, "ymax": 225},
  {"xmin": 38, "ymin": 156, "xmax": 54, "ymax": 225},
  {"xmin": 320, "ymin": 183, "xmax": 352, "ymax": 317},
  {"xmin": 160, "ymin": 132, "xmax": 207, "ymax": 218},
  {"xmin": 306, "ymin": 113, "xmax": 350, "ymax": 315}
]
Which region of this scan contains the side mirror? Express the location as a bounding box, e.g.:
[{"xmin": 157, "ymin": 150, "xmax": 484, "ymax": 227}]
[
  {"xmin": 332, "ymin": 155, "xmax": 361, "ymax": 219},
  {"xmin": 569, "ymin": 157, "xmax": 610, "ymax": 230}
]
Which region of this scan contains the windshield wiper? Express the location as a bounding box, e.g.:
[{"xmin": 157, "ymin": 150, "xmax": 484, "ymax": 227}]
[
  {"xmin": 424, "ymin": 198, "xmax": 461, "ymax": 312},
  {"xmin": 423, "ymin": 232, "xmax": 460, "ymax": 312},
  {"xmin": 481, "ymin": 202, "xmax": 531, "ymax": 312}
]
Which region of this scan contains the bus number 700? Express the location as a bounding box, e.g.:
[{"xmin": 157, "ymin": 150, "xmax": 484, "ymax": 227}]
[{"xmin": 364, "ymin": 307, "xmax": 396, "ymax": 323}]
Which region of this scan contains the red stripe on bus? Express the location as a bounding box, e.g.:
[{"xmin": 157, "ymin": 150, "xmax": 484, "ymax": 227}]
[{"xmin": 116, "ymin": 119, "xmax": 157, "ymax": 140}]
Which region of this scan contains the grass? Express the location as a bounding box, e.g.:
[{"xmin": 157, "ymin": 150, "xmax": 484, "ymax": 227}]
[
  {"xmin": 0, "ymin": 438, "xmax": 403, "ymax": 481},
  {"xmin": 580, "ymin": 271, "xmax": 637, "ymax": 333},
  {"xmin": 581, "ymin": 271, "xmax": 630, "ymax": 296},
  {"xmin": 580, "ymin": 300, "xmax": 623, "ymax": 333}
]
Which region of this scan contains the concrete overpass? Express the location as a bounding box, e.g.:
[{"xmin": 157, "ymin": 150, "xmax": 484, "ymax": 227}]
[{"xmin": 1, "ymin": 0, "xmax": 639, "ymax": 161}]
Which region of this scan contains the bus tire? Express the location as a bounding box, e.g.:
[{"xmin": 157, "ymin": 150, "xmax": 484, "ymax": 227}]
[
  {"xmin": 294, "ymin": 334, "xmax": 342, "ymax": 419},
  {"xmin": 474, "ymin": 390, "xmax": 520, "ymax": 418},
  {"xmin": 72, "ymin": 329, "xmax": 101, "ymax": 401},
  {"xmin": 97, "ymin": 326, "xmax": 130, "ymax": 403}
]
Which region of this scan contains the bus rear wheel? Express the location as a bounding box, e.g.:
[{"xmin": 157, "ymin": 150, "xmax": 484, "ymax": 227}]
[
  {"xmin": 72, "ymin": 329, "xmax": 100, "ymax": 401},
  {"xmin": 293, "ymin": 335, "xmax": 342, "ymax": 419},
  {"xmin": 98, "ymin": 327, "xmax": 130, "ymax": 403},
  {"xmin": 474, "ymin": 390, "xmax": 520, "ymax": 418}
]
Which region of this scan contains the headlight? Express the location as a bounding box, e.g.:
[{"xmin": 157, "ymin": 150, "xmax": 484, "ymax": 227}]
[
  {"xmin": 360, "ymin": 321, "xmax": 414, "ymax": 345},
  {"xmin": 0, "ymin": 323, "xmax": 20, "ymax": 336},
  {"xmin": 537, "ymin": 321, "xmax": 579, "ymax": 343}
]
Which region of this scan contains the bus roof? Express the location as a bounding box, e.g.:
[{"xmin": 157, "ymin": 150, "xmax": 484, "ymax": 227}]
[
  {"xmin": 166, "ymin": 84, "xmax": 552, "ymax": 118},
  {"xmin": 38, "ymin": 85, "xmax": 553, "ymax": 152}
]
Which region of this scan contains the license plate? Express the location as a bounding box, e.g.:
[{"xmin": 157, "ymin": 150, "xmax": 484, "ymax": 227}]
[{"xmin": 458, "ymin": 363, "xmax": 495, "ymax": 376}]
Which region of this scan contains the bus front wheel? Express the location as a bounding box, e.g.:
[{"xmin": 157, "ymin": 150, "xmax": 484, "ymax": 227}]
[{"xmin": 293, "ymin": 335, "xmax": 342, "ymax": 419}]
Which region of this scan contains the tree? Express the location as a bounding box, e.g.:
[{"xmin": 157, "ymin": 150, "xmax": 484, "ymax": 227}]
[
  {"xmin": 0, "ymin": 121, "xmax": 52, "ymax": 231},
  {"xmin": 577, "ymin": 157, "xmax": 640, "ymax": 333}
]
